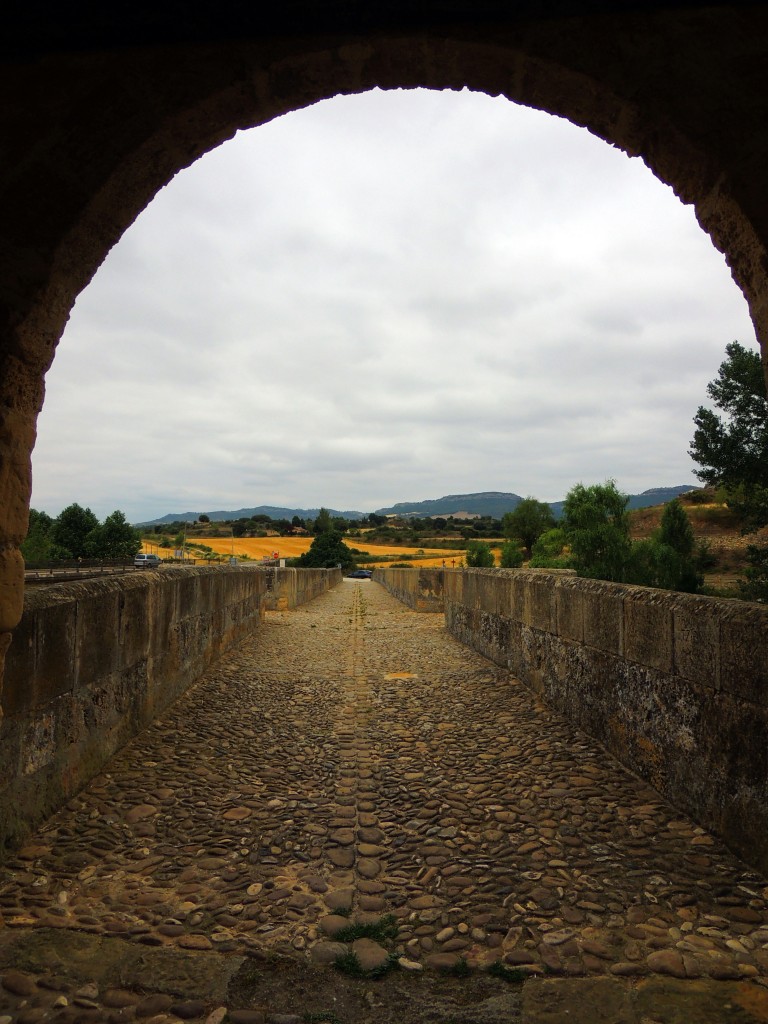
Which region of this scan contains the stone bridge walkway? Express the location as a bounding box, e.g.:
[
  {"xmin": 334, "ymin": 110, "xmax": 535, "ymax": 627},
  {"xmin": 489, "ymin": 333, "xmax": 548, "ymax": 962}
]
[{"xmin": 1, "ymin": 580, "xmax": 767, "ymax": 1023}]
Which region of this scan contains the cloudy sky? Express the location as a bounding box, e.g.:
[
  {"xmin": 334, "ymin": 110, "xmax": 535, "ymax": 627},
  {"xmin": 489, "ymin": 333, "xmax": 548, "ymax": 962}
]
[{"xmin": 32, "ymin": 87, "xmax": 757, "ymax": 522}]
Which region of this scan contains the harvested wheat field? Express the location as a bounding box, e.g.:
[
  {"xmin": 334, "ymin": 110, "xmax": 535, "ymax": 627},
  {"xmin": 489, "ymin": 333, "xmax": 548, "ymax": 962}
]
[{"xmin": 142, "ymin": 536, "xmax": 478, "ymax": 567}]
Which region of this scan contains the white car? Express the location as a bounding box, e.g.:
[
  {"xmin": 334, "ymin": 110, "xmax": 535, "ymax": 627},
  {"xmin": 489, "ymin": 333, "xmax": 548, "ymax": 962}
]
[{"xmin": 134, "ymin": 553, "xmax": 162, "ymax": 568}]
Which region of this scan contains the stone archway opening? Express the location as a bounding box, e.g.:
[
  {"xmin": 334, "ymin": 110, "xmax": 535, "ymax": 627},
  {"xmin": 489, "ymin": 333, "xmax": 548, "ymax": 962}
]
[
  {"xmin": 28, "ymin": 87, "xmax": 754, "ymax": 550},
  {"xmin": 3, "ymin": 7, "xmax": 768, "ymax": 677}
]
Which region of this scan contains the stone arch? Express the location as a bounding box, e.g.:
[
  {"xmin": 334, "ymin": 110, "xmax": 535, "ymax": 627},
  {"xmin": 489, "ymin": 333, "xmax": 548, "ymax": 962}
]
[{"xmin": 3, "ymin": 5, "xmax": 768, "ymax": 680}]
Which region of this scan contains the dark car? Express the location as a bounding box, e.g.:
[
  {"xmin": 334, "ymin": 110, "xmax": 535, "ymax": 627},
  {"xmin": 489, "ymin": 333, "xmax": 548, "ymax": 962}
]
[{"xmin": 347, "ymin": 569, "xmax": 372, "ymax": 579}]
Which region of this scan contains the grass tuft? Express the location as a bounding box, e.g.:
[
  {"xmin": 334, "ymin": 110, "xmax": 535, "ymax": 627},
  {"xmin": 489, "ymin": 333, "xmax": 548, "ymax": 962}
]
[
  {"xmin": 333, "ymin": 914, "xmax": 399, "ymax": 945},
  {"xmin": 368, "ymin": 951, "xmax": 400, "ymax": 979},
  {"xmin": 333, "ymin": 947, "xmax": 400, "ymax": 980},
  {"xmin": 487, "ymin": 960, "xmax": 527, "ymax": 983},
  {"xmin": 334, "ymin": 950, "xmax": 365, "ymax": 977},
  {"xmin": 446, "ymin": 956, "xmax": 471, "ymax": 977}
]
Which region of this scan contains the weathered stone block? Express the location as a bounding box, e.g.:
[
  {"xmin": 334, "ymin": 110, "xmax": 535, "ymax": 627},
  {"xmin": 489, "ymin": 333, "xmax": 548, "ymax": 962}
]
[
  {"xmin": 522, "ymin": 576, "xmax": 554, "ymax": 631},
  {"xmin": 507, "ymin": 573, "xmax": 524, "ymax": 623},
  {"xmin": 505, "ymin": 617, "xmax": 524, "ymax": 676},
  {"xmin": 442, "ymin": 569, "xmax": 463, "ymax": 606},
  {"xmin": 554, "ymin": 578, "xmax": 583, "ymax": 643},
  {"xmin": 75, "ymin": 591, "xmax": 120, "ymax": 690},
  {"xmin": 2, "ymin": 604, "xmax": 36, "ymax": 715},
  {"xmin": 34, "ymin": 600, "xmax": 77, "ymax": 706},
  {"xmin": 677, "ymin": 688, "xmax": 768, "ymax": 855},
  {"xmin": 520, "ymin": 624, "xmax": 550, "ymax": 694},
  {"xmin": 176, "ymin": 574, "xmax": 201, "ymax": 619},
  {"xmin": 582, "ymin": 584, "xmax": 623, "ymax": 655},
  {"xmin": 718, "ymin": 600, "xmax": 768, "ymax": 702},
  {"xmin": 672, "ymin": 594, "xmax": 719, "ymax": 689},
  {"xmin": 118, "ymin": 584, "xmax": 150, "ymax": 670},
  {"xmin": 147, "ymin": 576, "xmax": 177, "ymax": 652},
  {"xmin": 623, "ymin": 589, "xmax": 673, "ymax": 673}
]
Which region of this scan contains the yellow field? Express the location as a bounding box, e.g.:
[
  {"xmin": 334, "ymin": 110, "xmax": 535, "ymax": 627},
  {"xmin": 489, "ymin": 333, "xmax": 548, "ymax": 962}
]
[{"xmin": 141, "ymin": 535, "xmax": 500, "ymax": 567}]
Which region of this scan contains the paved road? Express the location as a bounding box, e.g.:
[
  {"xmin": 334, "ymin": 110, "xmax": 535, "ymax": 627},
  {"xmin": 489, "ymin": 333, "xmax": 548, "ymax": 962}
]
[{"xmin": 1, "ymin": 580, "xmax": 767, "ymax": 1022}]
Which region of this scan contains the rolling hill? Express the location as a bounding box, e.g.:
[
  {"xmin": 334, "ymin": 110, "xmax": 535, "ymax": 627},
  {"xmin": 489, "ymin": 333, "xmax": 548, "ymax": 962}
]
[{"xmin": 136, "ymin": 485, "xmax": 699, "ymax": 527}]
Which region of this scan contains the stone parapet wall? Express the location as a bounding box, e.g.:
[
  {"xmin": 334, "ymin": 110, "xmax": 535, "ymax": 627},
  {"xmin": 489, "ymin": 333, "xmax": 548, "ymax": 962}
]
[
  {"xmin": 380, "ymin": 566, "xmax": 768, "ymax": 876},
  {"xmin": 0, "ymin": 566, "xmax": 266, "ymax": 852},
  {"xmin": 372, "ymin": 567, "xmax": 447, "ymax": 612},
  {"xmin": 262, "ymin": 567, "xmax": 342, "ymax": 610}
]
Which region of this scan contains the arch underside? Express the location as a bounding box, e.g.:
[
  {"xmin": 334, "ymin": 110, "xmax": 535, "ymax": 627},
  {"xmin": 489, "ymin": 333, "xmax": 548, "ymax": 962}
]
[{"xmin": 1, "ymin": 2, "xmax": 768, "ymax": 672}]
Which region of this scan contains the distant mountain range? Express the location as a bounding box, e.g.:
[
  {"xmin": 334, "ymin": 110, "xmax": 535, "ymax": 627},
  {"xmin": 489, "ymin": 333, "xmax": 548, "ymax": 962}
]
[
  {"xmin": 136, "ymin": 485, "xmax": 699, "ymax": 527},
  {"xmin": 376, "ymin": 491, "xmax": 524, "ymax": 519},
  {"xmin": 135, "ymin": 506, "xmax": 366, "ymax": 527}
]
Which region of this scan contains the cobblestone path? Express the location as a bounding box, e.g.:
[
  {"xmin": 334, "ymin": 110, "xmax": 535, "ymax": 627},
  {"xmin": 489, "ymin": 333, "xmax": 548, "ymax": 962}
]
[{"xmin": 1, "ymin": 580, "xmax": 767, "ymax": 1021}]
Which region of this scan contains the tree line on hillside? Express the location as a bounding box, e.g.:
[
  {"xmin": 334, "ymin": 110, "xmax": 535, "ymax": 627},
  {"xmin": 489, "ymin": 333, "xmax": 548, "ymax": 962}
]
[
  {"xmin": 467, "ymin": 339, "xmax": 768, "ymax": 599},
  {"xmin": 142, "ymin": 508, "xmax": 508, "ymax": 548},
  {"xmin": 143, "ymin": 509, "xmax": 361, "ymax": 541},
  {"xmin": 22, "ymin": 505, "xmax": 141, "ymax": 561},
  {"xmin": 463, "ymin": 487, "xmax": 704, "ymax": 593},
  {"xmin": 24, "ymin": 341, "xmax": 766, "ymax": 596},
  {"xmin": 293, "ymin": 507, "xmax": 523, "ymax": 572},
  {"xmin": 689, "ymin": 339, "xmax": 768, "ymax": 599}
]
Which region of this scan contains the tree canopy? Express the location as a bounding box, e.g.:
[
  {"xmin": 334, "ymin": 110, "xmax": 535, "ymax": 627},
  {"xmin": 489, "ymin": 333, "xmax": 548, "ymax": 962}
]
[
  {"xmin": 689, "ymin": 341, "xmax": 768, "ymax": 493},
  {"xmin": 499, "ymin": 541, "xmax": 524, "ymax": 568},
  {"xmin": 84, "ymin": 510, "xmax": 141, "ymax": 559},
  {"xmin": 502, "ymin": 497, "xmax": 555, "ymax": 555},
  {"xmin": 465, "ymin": 540, "xmax": 495, "ymax": 567},
  {"xmin": 561, "ymin": 480, "xmax": 631, "ymax": 582},
  {"xmin": 50, "ymin": 503, "xmax": 99, "ymax": 559},
  {"xmin": 296, "ymin": 530, "xmax": 356, "ymax": 570},
  {"xmin": 313, "ymin": 507, "xmax": 333, "ymax": 535},
  {"xmin": 22, "ymin": 505, "xmax": 140, "ymax": 561},
  {"xmin": 627, "ymin": 499, "xmax": 701, "ymax": 593}
]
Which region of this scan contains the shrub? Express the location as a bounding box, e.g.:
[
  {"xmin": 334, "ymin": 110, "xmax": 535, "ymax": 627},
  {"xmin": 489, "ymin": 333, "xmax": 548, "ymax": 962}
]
[
  {"xmin": 500, "ymin": 541, "xmax": 524, "ymax": 568},
  {"xmin": 528, "ymin": 528, "xmax": 571, "ymax": 569},
  {"xmin": 562, "ymin": 481, "xmax": 631, "ymax": 582},
  {"xmin": 738, "ymin": 544, "xmax": 768, "ymax": 601},
  {"xmin": 465, "ymin": 540, "xmax": 495, "ymax": 567}
]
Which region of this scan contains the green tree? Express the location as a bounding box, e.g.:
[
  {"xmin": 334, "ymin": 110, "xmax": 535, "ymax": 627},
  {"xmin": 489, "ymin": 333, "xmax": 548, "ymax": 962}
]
[
  {"xmin": 20, "ymin": 509, "xmax": 69, "ymax": 561},
  {"xmin": 313, "ymin": 507, "xmax": 333, "ymax": 535},
  {"xmin": 689, "ymin": 341, "xmax": 768, "ymax": 494},
  {"xmin": 528, "ymin": 528, "xmax": 572, "ymax": 569},
  {"xmin": 502, "ymin": 497, "xmax": 556, "ymax": 556},
  {"xmin": 85, "ymin": 510, "xmax": 141, "ymax": 558},
  {"xmin": 654, "ymin": 498, "xmax": 701, "ymax": 592},
  {"xmin": 591, "ymin": 498, "xmax": 702, "ymax": 593},
  {"xmin": 51, "ymin": 503, "xmax": 99, "ymax": 559},
  {"xmin": 626, "ymin": 537, "xmax": 701, "ymax": 593},
  {"xmin": 465, "ymin": 540, "xmax": 495, "ymax": 567},
  {"xmin": 658, "ymin": 498, "xmax": 695, "ymax": 558},
  {"xmin": 500, "ymin": 541, "xmax": 524, "ymax": 568},
  {"xmin": 198, "ymin": 514, "xmax": 210, "ymax": 523},
  {"xmin": 297, "ymin": 530, "xmax": 356, "ymax": 570},
  {"xmin": 738, "ymin": 544, "xmax": 768, "ymax": 602},
  {"xmin": 562, "ymin": 481, "xmax": 631, "ymax": 581}
]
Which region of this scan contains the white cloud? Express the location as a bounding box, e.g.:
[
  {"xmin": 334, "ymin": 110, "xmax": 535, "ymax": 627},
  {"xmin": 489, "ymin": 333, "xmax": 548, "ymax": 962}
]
[{"xmin": 32, "ymin": 88, "xmax": 756, "ymax": 521}]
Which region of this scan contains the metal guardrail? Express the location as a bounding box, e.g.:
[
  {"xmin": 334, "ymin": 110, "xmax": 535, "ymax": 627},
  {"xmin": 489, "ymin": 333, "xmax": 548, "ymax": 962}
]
[
  {"xmin": 23, "ymin": 558, "xmax": 137, "ymax": 583},
  {"xmin": 23, "ymin": 556, "xmax": 281, "ymax": 584}
]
